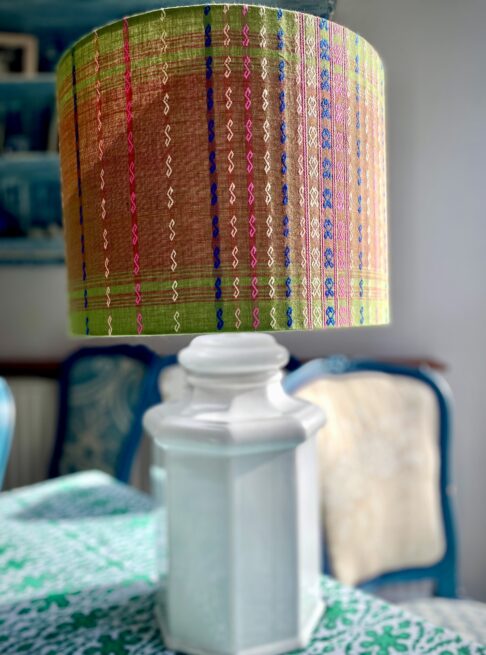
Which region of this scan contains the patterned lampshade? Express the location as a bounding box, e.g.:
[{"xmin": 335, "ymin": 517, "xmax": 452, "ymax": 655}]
[{"xmin": 57, "ymin": 3, "xmax": 388, "ymax": 336}]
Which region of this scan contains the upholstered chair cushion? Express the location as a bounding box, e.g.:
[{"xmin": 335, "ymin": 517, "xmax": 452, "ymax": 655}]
[
  {"xmin": 296, "ymin": 372, "xmax": 445, "ymax": 586},
  {"xmin": 56, "ymin": 355, "xmax": 148, "ymax": 478}
]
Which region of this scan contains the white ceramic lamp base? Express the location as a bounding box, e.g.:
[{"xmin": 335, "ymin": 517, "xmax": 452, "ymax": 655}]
[{"xmin": 144, "ymin": 333, "xmax": 325, "ymax": 655}]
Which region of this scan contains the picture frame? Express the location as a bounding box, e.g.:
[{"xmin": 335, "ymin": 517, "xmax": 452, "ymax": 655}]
[{"xmin": 0, "ymin": 32, "xmax": 38, "ymax": 76}]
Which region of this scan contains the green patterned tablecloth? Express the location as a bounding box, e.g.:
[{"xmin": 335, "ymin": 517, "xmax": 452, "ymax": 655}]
[{"xmin": 0, "ymin": 471, "xmax": 484, "ymax": 655}]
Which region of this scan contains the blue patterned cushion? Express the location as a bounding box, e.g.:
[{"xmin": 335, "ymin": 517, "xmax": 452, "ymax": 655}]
[{"xmin": 57, "ymin": 356, "xmax": 148, "ymax": 478}]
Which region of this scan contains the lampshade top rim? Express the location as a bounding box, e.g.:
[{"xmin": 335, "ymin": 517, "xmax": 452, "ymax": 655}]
[{"xmin": 57, "ymin": 2, "xmax": 383, "ymax": 71}]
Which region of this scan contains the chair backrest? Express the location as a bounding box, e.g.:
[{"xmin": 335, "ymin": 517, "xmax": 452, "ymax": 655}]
[
  {"xmin": 0, "ymin": 377, "xmax": 15, "ymax": 489},
  {"xmin": 284, "ymin": 357, "xmax": 458, "ymax": 598},
  {"xmin": 49, "ymin": 345, "xmax": 177, "ymax": 483}
]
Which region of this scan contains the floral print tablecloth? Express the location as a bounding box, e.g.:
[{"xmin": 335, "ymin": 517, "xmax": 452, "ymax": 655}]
[{"xmin": 0, "ymin": 471, "xmax": 484, "ymax": 655}]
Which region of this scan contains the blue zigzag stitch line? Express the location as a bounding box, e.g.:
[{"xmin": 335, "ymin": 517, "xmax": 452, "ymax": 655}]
[
  {"xmin": 321, "ymin": 98, "xmax": 331, "ymax": 119},
  {"xmin": 282, "ymin": 183, "xmax": 288, "ymax": 205},
  {"xmin": 284, "ymin": 244, "xmax": 291, "ymax": 267},
  {"xmin": 212, "ymin": 214, "xmax": 219, "ymax": 238},
  {"xmin": 323, "ymin": 157, "xmax": 332, "ymax": 180},
  {"xmin": 323, "ymin": 187, "xmax": 333, "ymax": 209},
  {"xmin": 208, "ymin": 118, "xmax": 215, "ymax": 142},
  {"xmin": 285, "ymin": 277, "xmax": 292, "ymax": 298},
  {"xmin": 213, "ymin": 244, "xmax": 221, "ymax": 269},
  {"xmin": 326, "ymin": 306, "xmax": 335, "ymax": 326},
  {"xmin": 210, "ymin": 182, "xmax": 218, "ymax": 206},
  {"xmin": 324, "ymin": 218, "xmax": 333, "ymax": 240},
  {"xmin": 321, "ymin": 68, "xmax": 330, "ymax": 91},
  {"xmin": 215, "ymin": 276, "xmax": 222, "ymax": 300},
  {"xmin": 325, "ymin": 277, "xmax": 334, "ymax": 298},
  {"xmin": 209, "ymin": 151, "xmax": 216, "ymax": 173},
  {"xmin": 283, "ymin": 215, "xmax": 289, "ymax": 239},
  {"xmin": 322, "ymin": 127, "xmax": 331, "ymax": 149},
  {"xmin": 320, "ymin": 19, "xmax": 333, "ymax": 328},
  {"xmin": 205, "ymin": 23, "xmax": 211, "ymax": 47},
  {"xmin": 206, "ymin": 56, "xmax": 212, "ymax": 80},
  {"xmin": 204, "ymin": 5, "xmax": 223, "ymax": 329},
  {"xmin": 207, "ymin": 87, "xmax": 214, "ymax": 111},
  {"xmin": 324, "ymin": 247, "xmax": 334, "ymax": 269},
  {"xmin": 286, "ymin": 306, "xmax": 293, "ymax": 328},
  {"xmin": 216, "ymin": 308, "xmax": 224, "ymax": 330},
  {"xmin": 278, "ymin": 9, "xmax": 292, "ymax": 327}
]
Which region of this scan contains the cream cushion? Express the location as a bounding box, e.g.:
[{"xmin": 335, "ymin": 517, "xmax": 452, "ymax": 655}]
[{"xmin": 296, "ymin": 372, "xmax": 445, "ymax": 586}]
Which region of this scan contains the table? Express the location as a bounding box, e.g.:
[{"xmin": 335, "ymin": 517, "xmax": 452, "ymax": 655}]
[
  {"xmin": 0, "ymin": 471, "xmax": 484, "ymax": 655},
  {"xmin": 400, "ymin": 598, "xmax": 486, "ymax": 645}
]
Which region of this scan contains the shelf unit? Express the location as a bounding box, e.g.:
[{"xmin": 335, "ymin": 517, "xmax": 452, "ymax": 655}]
[{"xmin": 0, "ymin": 0, "xmax": 335, "ymax": 264}]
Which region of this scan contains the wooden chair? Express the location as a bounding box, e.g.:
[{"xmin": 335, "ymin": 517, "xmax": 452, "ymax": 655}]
[{"xmin": 284, "ymin": 356, "xmax": 458, "ymax": 599}]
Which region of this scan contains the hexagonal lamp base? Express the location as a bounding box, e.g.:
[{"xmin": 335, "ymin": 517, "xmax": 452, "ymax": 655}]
[{"xmin": 144, "ymin": 334, "xmax": 325, "ymax": 655}]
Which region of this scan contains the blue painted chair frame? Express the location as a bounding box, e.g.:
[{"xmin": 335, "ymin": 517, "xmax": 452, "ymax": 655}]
[
  {"xmin": 284, "ymin": 356, "xmax": 458, "ymax": 598},
  {"xmin": 49, "ymin": 345, "xmax": 177, "ymax": 484},
  {"xmin": 0, "ymin": 377, "xmax": 15, "ymax": 490}
]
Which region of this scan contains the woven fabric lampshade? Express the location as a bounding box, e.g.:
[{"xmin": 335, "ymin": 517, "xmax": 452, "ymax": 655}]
[{"xmin": 57, "ymin": 3, "xmax": 388, "ymax": 336}]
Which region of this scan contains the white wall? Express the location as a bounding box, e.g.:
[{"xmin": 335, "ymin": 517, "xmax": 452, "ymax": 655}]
[
  {"xmin": 0, "ymin": 0, "xmax": 485, "ymax": 599},
  {"xmin": 329, "ymin": 0, "xmax": 486, "ymax": 601}
]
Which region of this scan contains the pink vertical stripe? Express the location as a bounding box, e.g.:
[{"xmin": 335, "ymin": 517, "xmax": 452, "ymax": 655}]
[
  {"xmin": 316, "ymin": 19, "xmax": 325, "ymax": 328},
  {"xmin": 372, "ymin": 56, "xmax": 379, "ymax": 316},
  {"xmin": 123, "ymin": 18, "xmax": 143, "ymax": 334},
  {"xmin": 329, "ymin": 23, "xmax": 338, "ymax": 325},
  {"xmin": 342, "ymin": 27, "xmax": 351, "ymax": 324}
]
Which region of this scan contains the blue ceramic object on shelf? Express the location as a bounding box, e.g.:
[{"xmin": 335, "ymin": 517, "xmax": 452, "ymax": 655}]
[
  {"xmin": 0, "ymin": 0, "xmax": 336, "ymax": 263},
  {"xmin": 0, "ymin": 76, "xmax": 56, "ymax": 152},
  {"xmin": 0, "ymin": 153, "xmax": 61, "ymax": 232},
  {"xmin": 0, "ymin": 153, "xmax": 63, "ymax": 264}
]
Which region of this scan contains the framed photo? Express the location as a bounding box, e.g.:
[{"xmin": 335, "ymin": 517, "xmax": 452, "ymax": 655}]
[{"xmin": 0, "ymin": 32, "xmax": 38, "ymax": 75}]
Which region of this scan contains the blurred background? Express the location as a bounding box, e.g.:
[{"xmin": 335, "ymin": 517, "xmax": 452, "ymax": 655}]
[{"xmin": 0, "ymin": 0, "xmax": 485, "ymax": 602}]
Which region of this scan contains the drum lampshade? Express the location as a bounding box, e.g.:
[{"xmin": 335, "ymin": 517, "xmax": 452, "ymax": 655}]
[{"xmin": 57, "ymin": 3, "xmax": 388, "ymax": 336}]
